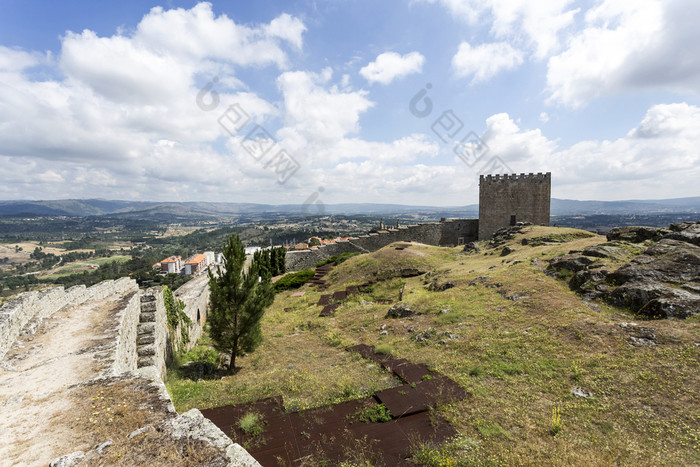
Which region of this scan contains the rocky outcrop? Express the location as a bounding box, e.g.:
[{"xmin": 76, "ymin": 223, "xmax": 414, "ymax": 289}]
[
  {"xmin": 488, "ymin": 222, "xmax": 532, "ymax": 248},
  {"xmin": 385, "ymin": 303, "xmax": 415, "ymax": 318},
  {"xmin": 548, "ymin": 221, "xmax": 700, "ymax": 318},
  {"xmin": 609, "ymin": 239, "xmax": 700, "ymax": 285},
  {"xmin": 606, "ymin": 226, "xmax": 662, "ymax": 243}
]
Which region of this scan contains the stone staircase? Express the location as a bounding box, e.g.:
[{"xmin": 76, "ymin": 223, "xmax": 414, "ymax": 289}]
[{"xmin": 136, "ymin": 293, "xmax": 157, "ymax": 368}]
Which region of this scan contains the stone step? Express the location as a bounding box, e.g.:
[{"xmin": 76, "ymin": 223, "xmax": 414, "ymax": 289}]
[
  {"xmin": 137, "ymin": 356, "xmax": 155, "ymax": 368},
  {"xmin": 137, "ymin": 345, "xmax": 156, "ymax": 357},
  {"xmin": 137, "ymin": 335, "xmax": 155, "ymax": 346},
  {"xmin": 140, "ymin": 294, "xmax": 156, "ymax": 303},
  {"xmin": 137, "ymin": 323, "xmax": 155, "ymax": 335},
  {"xmin": 140, "ymin": 301, "xmax": 157, "ymax": 312},
  {"xmin": 139, "ymin": 312, "xmax": 156, "ymax": 323}
]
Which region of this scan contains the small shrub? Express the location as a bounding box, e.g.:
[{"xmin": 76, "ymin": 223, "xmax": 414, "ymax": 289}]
[
  {"xmin": 475, "ymin": 420, "xmax": 510, "ymax": 438},
  {"xmin": 355, "ymin": 403, "xmax": 392, "ymax": 423},
  {"xmin": 274, "ymin": 269, "xmax": 315, "ymax": 292},
  {"xmin": 550, "ymin": 406, "xmax": 563, "ymax": 436},
  {"xmin": 316, "ymin": 252, "xmax": 361, "ymax": 268},
  {"xmin": 571, "ymin": 361, "xmax": 583, "ymax": 382},
  {"xmin": 556, "ymin": 268, "xmax": 574, "ymax": 281},
  {"xmin": 375, "ymin": 344, "xmax": 392, "ymax": 355},
  {"xmin": 411, "ymin": 435, "xmax": 477, "ymax": 466},
  {"xmin": 469, "ymin": 366, "xmax": 484, "ymax": 377},
  {"xmin": 324, "ymin": 330, "xmax": 344, "ymax": 347},
  {"xmin": 239, "ymin": 411, "xmax": 265, "ymax": 436},
  {"xmin": 182, "ymin": 346, "xmax": 218, "ymax": 365}
]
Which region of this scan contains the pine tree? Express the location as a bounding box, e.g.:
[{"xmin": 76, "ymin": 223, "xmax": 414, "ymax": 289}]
[
  {"xmin": 275, "ymin": 246, "xmax": 286, "ymax": 275},
  {"xmin": 270, "ymin": 248, "xmax": 279, "ymax": 275},
  {"xmin": 207, "ymin": 234, "xmax": 274, "ymax": 373}
]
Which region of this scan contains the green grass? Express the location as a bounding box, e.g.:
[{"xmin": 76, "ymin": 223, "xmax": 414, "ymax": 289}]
[
  {"xmin": 167, "ymin": 227, "xmax": 700, "ymax": 466},
  {"xmin": 375, "ymin": 344, "xmax": 392, "ymax": 355},
  {"xmin": 238, "ymin": 411, "xmax": 265, "ymax": 436},
  {"xmin": 353, "ymin": 403, "xmax": 392, "ymax": 423}
]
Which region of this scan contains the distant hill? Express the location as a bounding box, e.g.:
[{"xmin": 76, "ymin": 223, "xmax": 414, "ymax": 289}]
[
  {"xmin": 550, "ymin": 197, "xmax": 700, "ymax": 215},
  {"xmin": 0, "ymin": 197, "xmax": 697, "ymax": 219}
]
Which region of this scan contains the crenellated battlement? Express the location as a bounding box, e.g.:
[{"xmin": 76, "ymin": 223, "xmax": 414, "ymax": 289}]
[{"xmin": 480, "ymin": 172, "xmax": 550, "ymax": 183}]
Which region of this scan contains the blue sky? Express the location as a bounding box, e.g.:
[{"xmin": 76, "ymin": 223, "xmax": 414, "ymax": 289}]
[{"xmin": 0, "ymin": 0, "xmax": 699, "ymax": 205}]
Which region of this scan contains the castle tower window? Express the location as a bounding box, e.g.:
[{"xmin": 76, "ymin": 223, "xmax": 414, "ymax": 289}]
[{"xmin": 510, "ymin": 215, "xmax": 516, "ymax": 226}]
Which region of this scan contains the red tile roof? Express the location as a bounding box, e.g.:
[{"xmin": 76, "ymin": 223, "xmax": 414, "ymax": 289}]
[{"xmin": 185, "ymin": 254, "xmax": 207, "ymax": 265}]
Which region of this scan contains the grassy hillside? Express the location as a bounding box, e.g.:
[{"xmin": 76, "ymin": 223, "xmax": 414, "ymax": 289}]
[{"xmin": 168, "ymin": 226, "xmax": 699, "ymax": 466}]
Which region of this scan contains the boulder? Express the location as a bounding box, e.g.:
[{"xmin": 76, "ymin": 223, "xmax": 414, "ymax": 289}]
[
  {"xmin": 606, "ymin": 226, "xmax": 660, "ymax": 243},
  {"xmin": 638, "ymin": 296, "xmax": 700, "ymax": 319},
  {"xmin": 663, "ymin": 221, "xmax": 700, "ymax": 246},
  {"xmin": 547, "ymin": 254, "xmax": 595, "ymax": 273},
  {"xmin": 49, "ymin": 451, "xmax": 85, "ymax": 467},
  {"xmin": 581, "ymin": 244, "xmax": 621, "ymax": 258},
  {"xmin": 463, "ymin": 241, "xmax": 480, "ymax": 253},
  {"xmin": 610, "ymin": 239, "xmax": 700, "ymax": 285},
  {"xmin": 426, "ymin": 280, "xmax": 455, "ymax": 292},
  {"xmin": 570, "ymin": 269, "xmax": 608, "ymax": 292},
  {"xmin": 385, "ymin": 303, "xmax": 415, "ymax": 318},
  {"xmin": 608, "ymin": 280, "xmax": 700, "ymax": 317}
]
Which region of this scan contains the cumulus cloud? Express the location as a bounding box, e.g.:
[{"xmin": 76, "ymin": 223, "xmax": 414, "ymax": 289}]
[
  {"xmin": 546, "ymin": 0, "xmax": 700, "ymax": 107},
  {"xmin": 451, "ymin": 41, "xmax": 524, "ymax": 82},
  {"xmin": 359, "ymin": 51, "xmax": 425, "ymax": 84},
  {"xmin": 421, "ymin": 0, "xmax": 579, "ymax": 59},
  {"xmin": 0, "ymin": 2, "xmax": 298, "ymax": 196},
  {"xmin": 480, "ymin": 103, "xmax": 700, "ymax": 199},
  {"xmin": 0, "ymin": 46, "xmax": 44, "ymax": 72},
  {"xmin": 134, "ymin": 3, "xmax": 302, "ymax": 67},
  {"xmin": 277, "ymin": 68, "xmax": 374, "ymax": 144}
]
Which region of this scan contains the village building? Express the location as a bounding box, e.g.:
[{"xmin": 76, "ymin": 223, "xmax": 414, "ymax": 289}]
[
  {"xmin": 159, "ymin": 256, "xmax": 182, "ymax": 274},
  {"xmin": 184, "ymin": 254, "xmax": 208, "ymax": 275}
]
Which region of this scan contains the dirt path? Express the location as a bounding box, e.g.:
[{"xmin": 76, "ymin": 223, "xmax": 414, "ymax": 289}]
[{"xmin": 0, "ymin": 290, "xmax": 134, "ymax": 466}]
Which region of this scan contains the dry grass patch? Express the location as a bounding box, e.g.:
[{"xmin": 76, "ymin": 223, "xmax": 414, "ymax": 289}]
[{"xmin": 65, "ymin": 377, "xmax": 227, "ymax": 466}]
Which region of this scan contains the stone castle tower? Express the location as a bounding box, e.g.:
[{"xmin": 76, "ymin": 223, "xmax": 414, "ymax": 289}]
[{"xmin": 478, "ymin": 172, "xmax": 551, "ymax": 240}]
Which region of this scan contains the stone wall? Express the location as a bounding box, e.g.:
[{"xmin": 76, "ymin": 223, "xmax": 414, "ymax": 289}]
[
  {"xmin": 108, "ymin": 286, "xmax": 141, "ymax": 375},
  {"xmin": 0, "ymin": 277, "xmax": 136, "ymax": 362},
  {"xmin": 174, "ymin": 272, "xmax": 210, "ymax": 352},
  {"xmin": 135, "ymin": 287, "xmax": 169, "ymax": 380},
  {"xmin": 478, "ymin": 172, "xmax": 551, "ymax": 240},
  {"xmin": 285, "ymin": 220, "xmax": 479, "ymax": 272}
]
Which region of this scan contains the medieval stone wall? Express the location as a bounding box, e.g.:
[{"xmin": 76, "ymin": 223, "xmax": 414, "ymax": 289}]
[
  {"xmin": 174, "ymin": 272, "xmax": 210, "ymax": 351},
  {"xmin": 0, "ymin": 277, "xmax": 136, "ymax": 362},
  {"xmin": 285, "ymin": 219, "xmax": 479, "ymax": 272},
  {"xmin": 109, "ymin": 287, "xmax": 142, "ymax": 375},
  {"xmin": 478, "ymin": 172, "xmax": 551, "ymax": 240}
]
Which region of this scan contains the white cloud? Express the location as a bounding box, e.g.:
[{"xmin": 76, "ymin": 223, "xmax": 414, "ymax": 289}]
[
  {"xmin": 0, "ymin": 3, "xmax": 289, "ymax": 180},
  {"xmin": 421, "ymin": 0, "xmax": 579, "ymax": 59},
  {"xmin": 134, "ymin": 3, "xmax": 303, "ymax": 67},
  {"xmin": 277, "ymin": 68, "xmax": 374, "ymax": 144},
  {"xmin": 480, "ymin": 103, "xmax": 700, "ymax": 199},
  {"xmin": 265, "ymin": 13, "xmax": 307, "ymax": 50},
  {"xmin": 452, "ymin": 42, "xmax": 523, "ymax": 82},
  {"xmin": 546, "ymin": 0, "xmax": 700, "ymax": 107},
  {"xmin": 359, "ymin": 51, "xmax": 425, "ymax": 85},
  {"xmin": 0, "ymin": 46, "xmax": 43, "ymax": 72}
]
